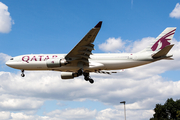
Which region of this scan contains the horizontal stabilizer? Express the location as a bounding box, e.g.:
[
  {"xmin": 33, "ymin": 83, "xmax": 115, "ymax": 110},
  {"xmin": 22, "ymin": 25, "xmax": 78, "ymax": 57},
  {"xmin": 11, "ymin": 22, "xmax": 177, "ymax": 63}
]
[
  {"xmin": 152, "ymin": 44, "xmax": 174, "ymax": 59},
  {"xmin": 164, "ymin": 57, "xmax": 174, "ymax": 60}
]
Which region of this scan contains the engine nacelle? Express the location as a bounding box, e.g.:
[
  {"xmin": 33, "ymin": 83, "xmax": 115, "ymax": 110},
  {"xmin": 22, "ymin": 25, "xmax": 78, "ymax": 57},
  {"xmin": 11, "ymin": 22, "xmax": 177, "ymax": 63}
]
[
  {"xmin": 61, "ymin": 72, "xmax": 75, "ymax": 79},
  {"xmin": 46, "ymin": 58, "xmax": 68, "ymax": 68}
]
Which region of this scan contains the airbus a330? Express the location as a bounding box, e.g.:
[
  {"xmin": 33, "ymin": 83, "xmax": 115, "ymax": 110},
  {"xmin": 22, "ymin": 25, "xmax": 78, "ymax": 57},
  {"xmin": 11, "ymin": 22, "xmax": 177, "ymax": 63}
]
[{"xmin": 6, "ymin": 21, "xmax": 176, "ymax": 84}]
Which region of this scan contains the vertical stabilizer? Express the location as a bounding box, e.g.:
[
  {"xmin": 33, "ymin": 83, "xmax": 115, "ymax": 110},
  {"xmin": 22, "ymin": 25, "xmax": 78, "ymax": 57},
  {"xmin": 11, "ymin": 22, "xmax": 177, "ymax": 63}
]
[{"xmin": 142, "ymin": 27, "xmax": 176, "ymax": 52}]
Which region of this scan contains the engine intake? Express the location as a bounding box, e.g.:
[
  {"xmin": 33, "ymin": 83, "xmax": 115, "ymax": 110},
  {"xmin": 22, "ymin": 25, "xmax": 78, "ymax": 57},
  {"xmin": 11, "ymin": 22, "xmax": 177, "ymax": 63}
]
[{"xmin": 46, "ymin": 58, "xmax": 68, "ymax": 68}]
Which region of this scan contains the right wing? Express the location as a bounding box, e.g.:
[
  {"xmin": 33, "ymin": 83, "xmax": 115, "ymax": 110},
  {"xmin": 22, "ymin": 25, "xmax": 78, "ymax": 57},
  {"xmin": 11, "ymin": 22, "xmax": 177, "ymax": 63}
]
[{"xmin": 65, "ymin": 21, "xmax": 102, "ymax": 68}]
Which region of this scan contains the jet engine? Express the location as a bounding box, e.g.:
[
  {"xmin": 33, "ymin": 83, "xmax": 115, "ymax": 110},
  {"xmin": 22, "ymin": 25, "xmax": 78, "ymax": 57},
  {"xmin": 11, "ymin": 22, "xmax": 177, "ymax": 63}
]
[
  {"xmin": 46, "ymin": 59, "xmax": 68, "ymax": 68},
  {"xmin": 61, "ymin": 72, "xmax": 78, "ymax": 79}
]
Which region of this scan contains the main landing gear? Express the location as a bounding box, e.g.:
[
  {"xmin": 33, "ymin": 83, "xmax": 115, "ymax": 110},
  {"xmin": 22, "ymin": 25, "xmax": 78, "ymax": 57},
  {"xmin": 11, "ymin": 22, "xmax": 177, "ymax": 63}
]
[
  {"xmin": 21, "ymin": 70, "xmax": 25, "ymax": 77},
  {"xmin": 84, "ymin": 72, "xmax": 94, "ymax": 84},
  {"xmin": 77, "ymin": 69, "xmax": 94, "ymax": 84}
]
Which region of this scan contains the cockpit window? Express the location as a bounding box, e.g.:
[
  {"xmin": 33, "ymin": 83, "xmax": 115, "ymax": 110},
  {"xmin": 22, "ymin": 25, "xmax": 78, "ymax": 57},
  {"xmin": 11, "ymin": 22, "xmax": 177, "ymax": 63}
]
[{"xmin": 10, "ymin": 58, "xmax": 14, "ymax": 60}]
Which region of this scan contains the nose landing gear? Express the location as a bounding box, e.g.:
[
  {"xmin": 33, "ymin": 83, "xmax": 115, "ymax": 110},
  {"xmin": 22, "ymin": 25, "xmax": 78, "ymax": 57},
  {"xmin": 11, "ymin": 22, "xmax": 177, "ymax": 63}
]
[{"xmin": 21, "ymin": 70, "xmax": 25, "ymax": 77}]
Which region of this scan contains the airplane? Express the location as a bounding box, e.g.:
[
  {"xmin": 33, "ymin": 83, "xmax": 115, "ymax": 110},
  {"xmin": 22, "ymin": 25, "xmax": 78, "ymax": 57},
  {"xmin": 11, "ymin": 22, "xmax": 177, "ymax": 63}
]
[{"xmin": 6, "ymin": 21, "xmax": 176, "ymax": 84}]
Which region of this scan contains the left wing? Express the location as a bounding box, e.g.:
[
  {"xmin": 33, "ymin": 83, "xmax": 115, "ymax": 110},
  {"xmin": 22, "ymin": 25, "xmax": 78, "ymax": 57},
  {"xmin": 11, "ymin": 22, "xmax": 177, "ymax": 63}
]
[{"xmin": 65, "ymin": 21, "xmax": 102, "ymax": 68}]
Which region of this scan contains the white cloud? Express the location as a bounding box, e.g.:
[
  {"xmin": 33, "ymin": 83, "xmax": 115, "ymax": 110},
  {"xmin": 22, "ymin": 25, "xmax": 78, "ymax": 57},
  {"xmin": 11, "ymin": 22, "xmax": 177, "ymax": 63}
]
[
  {"xmin": 129, "ymin": 37, "xmax": 156, "ymax": 53},
  {"xmin": 0, "ymin": 53, "xmax": 11, "ymax": 63},
  {"xmin": 0, "ymin": 62, "xmax": 180, "ymax": 119},
  {"xmin": 169, "ymin": 3, "xmax": 180, "ymax": 19},
  {"xmin": 45, "ymin": 108, "xmax": 96, "ymax": 120},
  {"xmin": 0, "ymin": 108, "xmax": 154, "ymax": 120},
  {"xmin": 98, "ymin": 37, "xmax": 125, "ymax": 52},
  {"xmin": 0, "ymin": 111, "xmax": 11, "ymax": 120},
  {"xmin": 11, "ymin": 112, "xmax": 44, "ymax": 120},
  {"xmin": 0, "ymin": 53, "xmax": 11, "ymax": 69},
  {"xmin": 96, "ymin": 109, "xmax": 154, "ymax": 120},
  {"xmin": 0, "ymin": 2, "xmax": 14, "ymax": 33},
  {"xmin": 0, "ymin": 96, "xmax": 43, "ymax": 111},
  {"xmin": 98, "ymin": 37, "xmax": 156, "ymax": 53}
]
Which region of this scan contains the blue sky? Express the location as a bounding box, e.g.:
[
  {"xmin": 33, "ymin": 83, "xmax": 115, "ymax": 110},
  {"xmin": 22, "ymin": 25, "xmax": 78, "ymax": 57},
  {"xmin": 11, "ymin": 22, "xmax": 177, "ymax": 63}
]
[{"xmin": 0, "ymin": 0, "xmax": 180, "ymax": 120}]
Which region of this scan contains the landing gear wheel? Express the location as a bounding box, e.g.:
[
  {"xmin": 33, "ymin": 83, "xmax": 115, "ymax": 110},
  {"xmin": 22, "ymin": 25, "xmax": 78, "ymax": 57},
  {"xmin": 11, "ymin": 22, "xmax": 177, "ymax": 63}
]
[
  {"xmin": 83, "ymin": 72, "xmax": 94, "ymax": 84},
  {"xmin": 84, "ymin": 76, "xmax": 89, "ymax": 81},
  {"xmin": 21, "ymin": 74, "xmax": 25, "ymax": 77},
  {"xmin": 89, "ymin": 79, "xmax": 94, "ymax": 84},
  {"xmin": 83, "ymin": 73, "xmax": 89, "ymax": 81}
]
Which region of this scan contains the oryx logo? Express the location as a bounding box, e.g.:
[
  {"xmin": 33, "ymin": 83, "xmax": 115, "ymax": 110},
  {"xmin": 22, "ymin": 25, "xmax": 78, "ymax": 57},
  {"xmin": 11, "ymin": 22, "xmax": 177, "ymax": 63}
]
[{"xmin": 151, "ymin": 29, "xmax": 176, "ymax": 51}]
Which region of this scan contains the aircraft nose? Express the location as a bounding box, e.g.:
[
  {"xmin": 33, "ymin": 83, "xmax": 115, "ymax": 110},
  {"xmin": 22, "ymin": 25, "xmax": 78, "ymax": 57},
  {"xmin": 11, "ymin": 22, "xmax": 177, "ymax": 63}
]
[
  {"xmin": 6, "ymin": 61, "xmax": 12, "ymax": 67},
  {"xmin": 6, "ymin": 59, "xmax": 19, "ymax": 69},
  {"xmin": 6, "ymin": 61, "xmax": 10, "ymax": 66}
]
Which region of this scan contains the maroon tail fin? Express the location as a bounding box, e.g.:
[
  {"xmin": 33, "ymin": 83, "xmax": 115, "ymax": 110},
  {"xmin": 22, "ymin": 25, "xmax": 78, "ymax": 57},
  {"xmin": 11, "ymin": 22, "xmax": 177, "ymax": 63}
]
[{"xmin": 151, "ymin": 27, "xmax": 176, "ymax": 51}]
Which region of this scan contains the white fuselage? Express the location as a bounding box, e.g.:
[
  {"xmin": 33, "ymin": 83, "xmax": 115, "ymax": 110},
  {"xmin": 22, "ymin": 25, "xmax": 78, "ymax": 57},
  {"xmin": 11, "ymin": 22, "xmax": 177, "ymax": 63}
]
[
  {"xmin": 6, "ymin": 53, "xmax": 154, "ymax": 72},
  {"xmin": 4, "ymin": 22, "xmax": 176, "ymax": 83}
]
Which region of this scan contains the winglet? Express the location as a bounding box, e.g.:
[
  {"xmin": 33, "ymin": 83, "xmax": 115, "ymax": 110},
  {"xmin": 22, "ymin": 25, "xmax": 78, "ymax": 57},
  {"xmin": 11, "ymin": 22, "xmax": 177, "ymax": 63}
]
[{"xmin": 94, "ymin": 21, "xmax": 102, "ymax": 28}]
